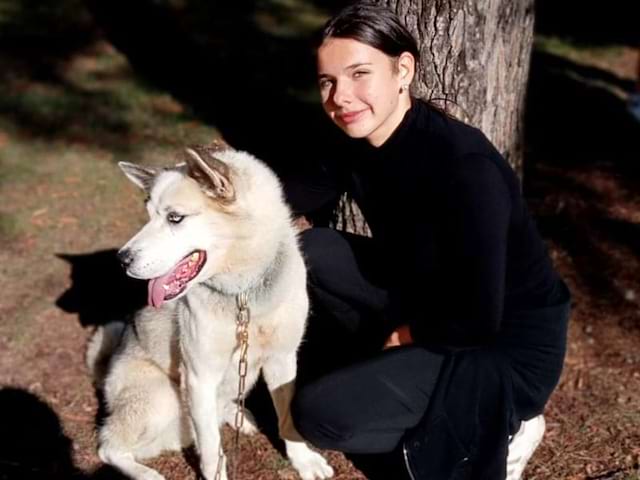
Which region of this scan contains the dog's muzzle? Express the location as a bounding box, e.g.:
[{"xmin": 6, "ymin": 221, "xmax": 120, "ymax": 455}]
[{"xmin": 117, "ymin": 248, "xmax": 134, "ymax": 269}]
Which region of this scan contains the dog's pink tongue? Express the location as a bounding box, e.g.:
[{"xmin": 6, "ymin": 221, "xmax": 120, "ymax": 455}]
[{"xmin": 148, "ymin": 271, "xmax": 173, "ymax": 308}]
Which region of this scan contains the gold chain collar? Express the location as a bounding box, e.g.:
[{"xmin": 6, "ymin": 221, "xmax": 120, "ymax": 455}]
[{"xmin": 214, "ymin": 291, "xmax": 251, "ymax": 480}]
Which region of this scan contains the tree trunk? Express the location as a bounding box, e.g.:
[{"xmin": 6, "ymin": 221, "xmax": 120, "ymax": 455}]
[{"xmin": 334, "ymin": 0, "xmax": 534, "ymax": 236}]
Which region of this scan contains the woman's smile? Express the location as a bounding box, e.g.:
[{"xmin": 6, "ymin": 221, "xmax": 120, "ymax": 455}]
[
  {"xmin": 336, "ymin": 109, "xmax": 368, "ymax": 125},
  {"xmin": 317, "ymin": 38, "xmax": 413, "ymax": 146}
]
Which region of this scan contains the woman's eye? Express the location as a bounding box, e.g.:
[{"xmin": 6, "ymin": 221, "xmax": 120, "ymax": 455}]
[
  {"xmin": 167, "ymin": 212, "xmax": 185, "ymax": 224},
  {"xmin": 319, "ymin": 79, "xmax": 333, "ymax": 90},
  {"xmin": 353, "ymin": 70, "xmax": 369, "ymax": 78}
]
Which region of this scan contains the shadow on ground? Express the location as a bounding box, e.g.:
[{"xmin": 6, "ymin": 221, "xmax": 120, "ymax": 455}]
[
  {"xmin": 525, "ymin": 50, "xmax": 640, "ymax": 174},
  {"xmin": 536, "ymin": 0, "xmax": 640, "ymax": 45},
  {"xmin": 0, "ymin": 387, "xmax": 87, "ymax": 479},
  {"xmin": 524, "ymin": 48, "xmax": 640, "ymax": 329},
  {"xmin": 56, "ymin": 250, "xmax": 147, "ymax": 327}
]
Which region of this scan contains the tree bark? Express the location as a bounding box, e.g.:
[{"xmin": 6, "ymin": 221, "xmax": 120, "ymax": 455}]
[
  {"xmin": 334, "ymin": 0, "xmax": 534, "ymax": 236},
  {"xmin": 383, "ymin": 0, "xmax": 534, "ymax": 171}
]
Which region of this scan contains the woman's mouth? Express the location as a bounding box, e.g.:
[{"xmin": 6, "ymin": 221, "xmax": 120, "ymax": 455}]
[{"xmin": 337, "ymin": 109, "xmax": 366, "ymax": 125}]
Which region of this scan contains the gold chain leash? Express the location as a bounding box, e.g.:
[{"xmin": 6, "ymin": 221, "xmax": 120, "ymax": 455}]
[
  {"xmin": 213, "ymin": 442, "xmax": 225, "ymax": 480},
  {"xmin": 213, "ymin": 291, "xmax": 251, "ymax": 480}
]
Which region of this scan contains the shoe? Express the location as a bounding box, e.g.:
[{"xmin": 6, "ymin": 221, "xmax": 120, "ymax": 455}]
[
  {"xmin": 506, "ymin": 414, "xmax": 545, "ymax": 480},
  {"xmin": 628, "ymin": 93, "xmax": 640, "ymax": 123}
]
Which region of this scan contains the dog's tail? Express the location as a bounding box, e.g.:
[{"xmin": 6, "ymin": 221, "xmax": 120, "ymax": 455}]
[{"xmin": 86, "ymin": 321, "xmax": 125, "ymax": 387}]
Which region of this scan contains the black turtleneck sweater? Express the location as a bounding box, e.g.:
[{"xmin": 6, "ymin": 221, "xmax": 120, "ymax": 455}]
[{"xmin": 286, "ymin": 99, "xmax": 567, "ymax": 349}]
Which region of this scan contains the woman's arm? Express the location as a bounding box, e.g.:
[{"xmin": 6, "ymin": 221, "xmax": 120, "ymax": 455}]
[
  {"xmin": 292, "ymin": 215, "xmax": 313, "ymax": 232},
  {"xmin": 411, "ymin": 154, "xmax": 512, "ymax": 347},
  {"xmin": 283, "ymin": 157, "xmax": 346, "ymax": 217}
]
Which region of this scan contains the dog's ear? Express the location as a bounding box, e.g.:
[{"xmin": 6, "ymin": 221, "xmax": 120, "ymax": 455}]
[
  {"xmin": 118, "ymin": 162, "xmax": 158, "ymax": 192},
  {"xmin": 184, "ymin": 147, "xmax": 235, "ymax": 202}
]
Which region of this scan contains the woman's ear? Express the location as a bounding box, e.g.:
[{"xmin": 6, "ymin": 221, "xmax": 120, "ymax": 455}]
[{"xmin": 397, "ymin": 51, "xmax": 416, "ymax": 85}]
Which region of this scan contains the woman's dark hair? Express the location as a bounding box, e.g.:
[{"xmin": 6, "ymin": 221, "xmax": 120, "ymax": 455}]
[
  {"xmin": 317, "ymin": 3, "xmax": 419, "ymax": 67},
  {"xmin": 317, "ymin": 3, "xmax": 459, "ymax": 117}
]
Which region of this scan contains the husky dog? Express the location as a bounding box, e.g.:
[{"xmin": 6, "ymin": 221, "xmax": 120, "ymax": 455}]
[{"xmin": 87, "ymin": 143, "xmax": 334, "ymax": 480}]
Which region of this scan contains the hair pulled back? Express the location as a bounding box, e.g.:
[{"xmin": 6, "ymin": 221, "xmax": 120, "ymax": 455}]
[{"xmin": 318, "ymin": 3, "xmax": 419, "ymax": 66}]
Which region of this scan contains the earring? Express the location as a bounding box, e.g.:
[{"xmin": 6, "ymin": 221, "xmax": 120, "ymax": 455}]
[{"xmin": 400, "ymin": 84, "xmax": 409, "ymax": 93}]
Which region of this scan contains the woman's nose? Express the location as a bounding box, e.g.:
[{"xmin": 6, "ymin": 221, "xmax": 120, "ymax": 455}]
[{"xmin": 332, "ymin": 81, "xmax": 352, "ymax": 107}]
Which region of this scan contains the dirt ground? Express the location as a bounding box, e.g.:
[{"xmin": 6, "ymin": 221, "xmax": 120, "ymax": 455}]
[{"xmin": 1, "ymin": 33, "xmax": 639, "ymax": 480}]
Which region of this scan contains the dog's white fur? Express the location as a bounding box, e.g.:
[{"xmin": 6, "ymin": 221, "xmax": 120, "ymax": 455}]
[{"xmin": 88, "ymin": 144, "xmax": 333, "ymax": 480}]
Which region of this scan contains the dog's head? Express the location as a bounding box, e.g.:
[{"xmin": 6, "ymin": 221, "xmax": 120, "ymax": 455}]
[{"xmin": 117, "ymin": 142, "xmax": 268, "ymax": 308}]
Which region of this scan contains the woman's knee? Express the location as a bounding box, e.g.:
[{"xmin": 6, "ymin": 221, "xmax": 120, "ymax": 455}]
[
  {"xmin": 299, "ymin": 228, "xmax": 347, "ymax": 274},
  {"xmin": 299, "ymin": 227, "xmax": 372, "ymax": 296},
  {"xmin": 291, "ymin": 384, "xmax": 355, "ymax": 451}
]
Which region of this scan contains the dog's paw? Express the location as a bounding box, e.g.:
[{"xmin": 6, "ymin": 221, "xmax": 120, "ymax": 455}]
[
  {"xmin": 201, "ymin": 462, "xmax": 227, "ymax": 480},
  {"xmin": 236, "ymin": 410, "xmax": 259, "ymax": 435},
  {"xmin": 286, "ymin": 442, "xmax": 334, "ymax": 480},
  {"xmin": 222, "ymin": 403, "xmax": 259, "ymax": 435},
  {"xmin": 138, "ymin": 471, "xmax": 166, "ymax": 480}
]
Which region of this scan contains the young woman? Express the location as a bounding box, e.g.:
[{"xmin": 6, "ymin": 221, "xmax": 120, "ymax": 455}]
[{"xmin": 287, "ymin": 4, "xmax": 571, "ymax": 480}]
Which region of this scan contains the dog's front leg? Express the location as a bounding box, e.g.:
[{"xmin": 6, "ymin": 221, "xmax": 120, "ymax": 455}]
[
  {"xmin": 184, "ymin": 360, "xmax": 227, "ymax": 480},
  {"xmin": 263, "ymin": 353, "xmax": 334, "ymax": 480}
]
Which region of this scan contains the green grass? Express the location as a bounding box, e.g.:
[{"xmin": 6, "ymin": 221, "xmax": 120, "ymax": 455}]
[
  {"xmin": 0, "ymin": 41, "xmax": 218, "ymax": 152},
  {"xmin": 534, "ymin": 34, "xmax": 633, "ymax": 99},
  {"xmin": 0, "ymin": 0, "xmax": 92, "ymax": 39},
  {"xmin": 623, "ymin": 471, "xmax": 640, "ymax": 480},
  {"xmin": 0, "ymin": 212, "xmax": 21, "ymax": 241},
  {"xmin": 0, "ymin": 143, "xmax": 38, "ymax": 185},
  {"xmin": 254, "ymin": 0, "xmax": 328, "ymax": 38},
  {"xmin": 535, "ymin": 35, "xmax": 626, "ymax": 64}
]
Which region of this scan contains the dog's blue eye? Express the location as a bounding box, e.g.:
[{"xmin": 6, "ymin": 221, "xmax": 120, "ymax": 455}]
[{"xmin": 167, "ymin": 212, "xmax": 185, "ymax": 224}]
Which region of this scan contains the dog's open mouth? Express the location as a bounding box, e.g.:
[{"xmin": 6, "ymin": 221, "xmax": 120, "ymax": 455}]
[{"xmin": 147, "ymin": 250, "xmax": 207, "ymax": 308}]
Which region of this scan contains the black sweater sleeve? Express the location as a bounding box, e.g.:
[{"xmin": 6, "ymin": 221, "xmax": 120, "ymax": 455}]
[
  {"xmin": 282, "ymin": 159, "xmax": 345, "ymax": 217},
  {"xmin": 415, "ymin": 154, "xmax": 511, "ymax": 346}
]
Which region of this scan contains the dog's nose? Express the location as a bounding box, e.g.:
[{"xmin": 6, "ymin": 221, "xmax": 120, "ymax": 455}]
[{"xmin": 117, "ymin": 248, "xmax": 134, "ymax": 268}]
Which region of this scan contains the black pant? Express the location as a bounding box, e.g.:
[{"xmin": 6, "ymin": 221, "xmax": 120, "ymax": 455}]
[
  {"xmin": 292, "ymin": 228, "xmax": 444, "ymax": 456},
  {"xmin": 292, "ymin": 228, "xmax": 571, "ymax": 480}
]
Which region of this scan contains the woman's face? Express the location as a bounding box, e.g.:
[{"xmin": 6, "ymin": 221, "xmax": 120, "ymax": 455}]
[{"xmin": 317, "ymin": 37, "xmax": 413, "ymax": 147}]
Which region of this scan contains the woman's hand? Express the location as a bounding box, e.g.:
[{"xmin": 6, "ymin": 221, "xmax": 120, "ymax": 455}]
[
  {"xmin": 383, "ymin": 324, "xmax": 413, "ymax": 349},
  {"xmin": 293, "ymin": 215, "xmax": 313, "ymax": 232}
]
